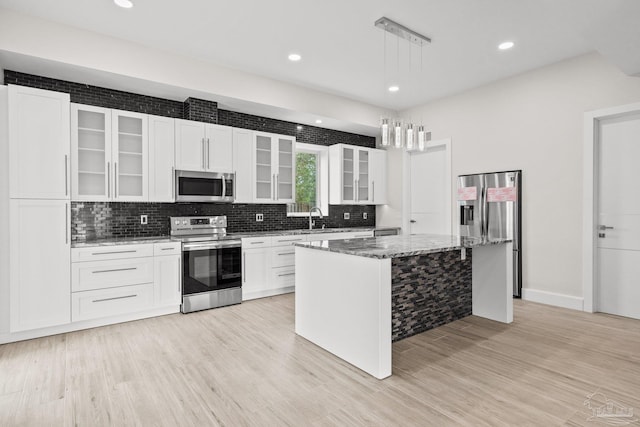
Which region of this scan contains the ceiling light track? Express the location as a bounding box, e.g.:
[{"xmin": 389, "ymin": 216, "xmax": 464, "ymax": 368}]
[{"xmin": 374, "ymin": 17, "xmax": 431, "ymax": 47}]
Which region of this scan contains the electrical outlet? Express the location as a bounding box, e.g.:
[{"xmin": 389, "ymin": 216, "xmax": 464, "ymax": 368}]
[
  {"xmin": 343, "ymin": 212, "xmax": 350, "ymax": 220},
  {"xmin": 140, "ymin": 215, "xmax": 148, "ymax": 225},
  {"xmin": 363, "ymin": 212, "xmax": 368, "ymax": 220},
  {"xmin": 256, "ymin": 213, "xmax": 264, "ymax": 222}
]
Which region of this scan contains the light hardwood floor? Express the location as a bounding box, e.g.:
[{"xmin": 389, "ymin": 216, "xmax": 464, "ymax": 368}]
[{"xmin": 1, "ymin": 295, "xmax": 639, "ymax": 426}]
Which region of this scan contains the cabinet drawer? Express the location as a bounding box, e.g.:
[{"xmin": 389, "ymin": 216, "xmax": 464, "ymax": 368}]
[
  {"xmin": 154, "ymin": 242, "xmax": 181, "ymax": 256},
  {"xmin": 272, "ymin": 246, "xmax": 296, "ymax": 267},
  {"xmin": 307, "ymin": 232, "xmax": 346, "ymax": 241},
  {"xmin": 271, "ymin": 235, "xmax": 306, "ymax": 247},
  {"xmin": 72, "ymin": 283, "xmax": 154, "ymax": 322},
  {"xmin": 272, "ymin": 266, "xmax": 295, "ymax": 289},
  {"xmin": 72, "ymin": 244, "xmax": 154, "ymax": 262},
  {"xmin": 241, "ymin": 236, "xmax": 272, "ymax": 249},
  {"xmin": 72, "ymin": 258, "xmax": 154, "ymax": 292},
  {"xmin": 347, "ymin": 231, "xmax": 374, "ymax": 239}
]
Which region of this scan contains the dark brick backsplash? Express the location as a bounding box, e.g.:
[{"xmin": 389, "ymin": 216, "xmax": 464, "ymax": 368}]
[
  {"xmin": 71, "ymin": 202, "xmax": 375, "ymax": 242},
  {"xmin": 4, "ymin": 70, "xmax": 377, "ymax": 241},
  {"xmin": 391, "ymin": 250, "xmax": 472, "ymax": 342}
]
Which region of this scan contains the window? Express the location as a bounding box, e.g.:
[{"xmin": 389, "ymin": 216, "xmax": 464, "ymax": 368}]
[{"xmin": 287, "ymin": 143, "xmax": 328, "ymax": 216}]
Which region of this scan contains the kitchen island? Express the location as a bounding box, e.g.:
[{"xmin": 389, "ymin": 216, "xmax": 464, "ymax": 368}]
[{"xmin": 294, "ymin": 234, "xmax": 513, "ymax": 379}]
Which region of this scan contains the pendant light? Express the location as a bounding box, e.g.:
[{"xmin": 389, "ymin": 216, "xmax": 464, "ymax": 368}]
[
  {"xmin": 406, "ymin": 123, "xmax": 416, "ymax": 151},
  {"xmin": 380, "ymin": 118, "xmax": 391, "ymax": 147},
  {"xmin": 393, "ymin": 120, "xmax": 404, "ymax": 148}
]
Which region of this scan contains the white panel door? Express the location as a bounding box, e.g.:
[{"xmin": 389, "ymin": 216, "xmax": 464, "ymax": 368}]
[
  {"xmin": 597, "ymin": 112, "xmax": 640, "ymax": 319},
  {"xmin": 175, "ymin": 119, "xmax": 205, "ymax": 171},
  {"xmin": 409, "ymin": 140, "xmax": 451, "ymax": 235},
  {"xmin": 9, "ymin": 85, "xmax": 70, "ymax": 200},
  {"xmin": 149, "ymin": 115, "xmax": 175, "ymax": 202},
  {"xmin": 205, "ymin": 124, "xmax": 233, "ymax": 172},
  {"xmin": 10, "ymin": 200, "xmax": 71, "ymax": 332}
]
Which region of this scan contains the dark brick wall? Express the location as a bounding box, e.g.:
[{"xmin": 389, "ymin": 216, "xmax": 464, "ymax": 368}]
[
  {"xmin": 218, "ymin": 110, "xmax": 375, "ymax": 148},
  {"xmin": 183, "ymin": 97, "xmax": 218, "ymax": 124},
  {"xmin": 71, "ymin": 202, "xmax": 375, "ymax": 242},
  {"xmin": 4, "ymin": 70, "xmax": 378, "ymax": 242},
  {"xmin": 4, "ymin": 70, "xmax": 184, "ymax": 118},
  {"xmin": 391, "ymin": 250, "xmax": 472, "ymax": 342}
]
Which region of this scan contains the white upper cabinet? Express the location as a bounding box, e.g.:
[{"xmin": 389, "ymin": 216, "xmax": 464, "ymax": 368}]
[
  {"xmin": 8, "ymin": 85, "xmax": 70, "ymax": 200},
  {"xmin": 112, "ymin": 110, "xmax": 148, "ymax": 201},
  {"xmin": 148, "ymin": 115, "xmax": 175, "ymax": 202},
  {"xmin": 253, "ymin": 132, "xmax": 295, "ymax": 203},
  {"xmin": 175, "ymin": 119, "xmax": 233, "ymax": 172},
  {"xmin": 232, "ymin": 127, "xmax": 254, "ymax": 203},
  {"xmin": 329, "ymin": 144, "xmax": 386, "ymax": 205},
  {"xmin": 71, "ymin": 105, "xmax": 149, "ymax": 201}
]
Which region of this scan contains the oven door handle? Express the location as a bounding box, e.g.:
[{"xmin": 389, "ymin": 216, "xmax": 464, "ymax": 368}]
[{"xmin": 182, "ymin": 242, "xmax": 242, "ymax": 251}]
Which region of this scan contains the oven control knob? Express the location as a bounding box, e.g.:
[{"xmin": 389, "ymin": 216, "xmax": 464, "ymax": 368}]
[
  {"xmin": 174, "ymin": 220, "xmax": 180, "ymax": 225},
  {"xmin": 182, "ymin": 220, "xmax": 188, "ymax": 225}
]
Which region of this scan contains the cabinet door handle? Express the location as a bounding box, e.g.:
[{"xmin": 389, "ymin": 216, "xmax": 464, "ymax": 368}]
[
  {"xmin": 372, "ymin": 181, "xmax": 375, "ymax": 203},
  {"xmin": 92, "ymin": 267, "xmax": 137, "ymax": 274},
  {"xmin": 276, "ymin": 174, "xmax": 279, "ymax": 200},
  {"xmin": 243, "ymin": 253, "xmax": 246, "ymax": 283},
  {"xmin": 207, "ymin": 138, "xmax": 210, "ymax": 170},
  {"xmin": 355, "ymin": 179, "xmax": 359, "ymax": 202},
  {"xmin": 107, "ymin": 161, "xmax": 111, "ymax": 198},
  {"xmin": 272, "ymin": 174, "xmax": 276, "ymax": 200},
  {"xmin": 65, "ymin": 203, "xmax": 69, "ymax": 245},
  {"xmin": 202, "ymin": 138, "xmax": 205, "ymax": 169},
  {"xmin": 171, "ymin": 167, "xmax": 175, "ymax": 201},
  {"xmin": 64, "ymin": 155, "xmax": 68, "ymax": 196},
  {"xmin": 114, "ymin": 162, "xmax": 118, "ymax": 198},
  {"xmin": 91, "ymin": 250, "xmax": 137, "ymax": 256},
  {"xmin": 93, "ymin": 294, "xmax": 137, "ymax": 303}
]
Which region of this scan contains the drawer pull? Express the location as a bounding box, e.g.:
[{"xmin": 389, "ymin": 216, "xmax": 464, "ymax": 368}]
[
  {"xmin": 278, "ymin": 252, "xmax": 295, "ymax": 256},
  {"xmin": 278, "ymin": 272, "xmax": 295, "ymax": 277},
  {"xmin": 92, "ymin": 267, "xmax": 137, "ymax": 274},
  {"xmin": 250, "ymin": 241, "xmax": 265, "ymax": 245},
  {"xmin": 92, "ymin": 294, "xmax": 137, "ymax": 303},
  {"xmin": 160, "ymin": 247, "xmax": 175, "ymax": 251},
  {"xmin": 277, "ymin": 238, "xmax": 303, "ymax": 242},
  {"xmin": 91, "ymin": 250, "xmax": 137, "ymax": 256}
]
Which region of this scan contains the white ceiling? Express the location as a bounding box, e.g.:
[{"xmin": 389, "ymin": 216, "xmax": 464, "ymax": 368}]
[{"xmin": 0, "ymin": 0, "xmax": 639, "ymax": 112}]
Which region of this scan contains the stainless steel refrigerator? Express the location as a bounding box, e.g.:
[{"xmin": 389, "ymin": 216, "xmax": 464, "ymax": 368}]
[{"xmin": 458, "ymin": 170, "xmax": 522, "ymax": 297}]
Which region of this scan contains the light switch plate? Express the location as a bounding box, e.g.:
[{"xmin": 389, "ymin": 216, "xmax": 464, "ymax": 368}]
[
  {"xmin": 343, "ymin": 212, "xmax": 350, "ymax": 220},
  {"xmin": 256, "ymin": 213, "xmax": 264, "ymax": 222},
  {"xmin": 140, "ymin": 215, "xmax": 148, "ymax": 225},
  {"xmin": 363, "ymin": 212, "xmax": 368, "ymax": 220}
]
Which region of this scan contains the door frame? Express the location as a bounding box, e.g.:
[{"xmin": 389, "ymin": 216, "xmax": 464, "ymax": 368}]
[
  {"xmin": 403, "ymin": 138, "xmax": 452, "ymax": 235},
  {"xmin": 582, "ymin": 102, "xmax": 640, "ymax": 313}
]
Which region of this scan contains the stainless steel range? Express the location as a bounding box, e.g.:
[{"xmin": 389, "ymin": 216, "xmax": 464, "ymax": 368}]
[{"xmin": 170, "ymin": 216, "xmax": 242, "ymax": 313}]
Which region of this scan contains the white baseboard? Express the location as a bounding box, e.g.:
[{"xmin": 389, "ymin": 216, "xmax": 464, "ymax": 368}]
[
  {"xmin": 521, "ymin": 288, "xmax": 584, "ymax": 311},
  {"xmin": 242, "ymin": 287, "xmax": 294, "ymax": 301}
]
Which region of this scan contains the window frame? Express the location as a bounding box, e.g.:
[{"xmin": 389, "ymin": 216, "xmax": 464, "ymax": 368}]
[{"xmin": 287, "ymin": 142, "xmax": 329, "ymax": 217}]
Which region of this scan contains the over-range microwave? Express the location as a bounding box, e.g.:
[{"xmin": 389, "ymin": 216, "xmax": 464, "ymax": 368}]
[{"xmin": 175, "ymin": 170, "xmax": 235, "ymax": 202}]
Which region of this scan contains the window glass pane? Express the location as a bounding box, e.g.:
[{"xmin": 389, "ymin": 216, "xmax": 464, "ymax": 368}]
[{"xmin": 288, "ymin": 152, "xmax": 317, "ymax": 213}]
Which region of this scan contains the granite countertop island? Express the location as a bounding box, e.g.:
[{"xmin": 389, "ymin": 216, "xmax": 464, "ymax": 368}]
[
  {"xmin": 295, "ymin": 233, "xmax": 511, "ymax": 259},
  {"xmin": 294, "ymin": 233, "xmax": 514, "ymax": 379}
]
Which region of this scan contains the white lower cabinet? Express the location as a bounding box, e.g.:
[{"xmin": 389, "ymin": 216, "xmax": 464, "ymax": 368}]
[
  {"xmin": 9, "ymin": 200, "xmax": 71, "ymax": 333},
  {"xmin": 154, "ymin": 244, "xmax": 181, "ymax": 307},
  {"xmin": 70, "ymin": 241, "xmax": 181, "ymax": 323},
  {"xmin": 72, "ymin": 283, "xmax": 154, "ymax": 322},
  {"xmin": 241, "ymin": 231, "xmax": 373, "ymax": 301}
]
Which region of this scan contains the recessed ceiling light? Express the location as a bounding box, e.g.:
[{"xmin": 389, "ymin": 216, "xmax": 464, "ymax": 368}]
[
  {"xmin": 498, "ymin": 41, "xmax": 514, "ymax": 50},
  {"xmin": 114, "ymin": 0, "xmax": 133, "ymax": 8},
  {"xmin": 315, "ymin": 119, "xmax": 322, "ymax": 124},
  {"xmin": 388, "ymin": 85, "xmax": 399, "ymax": 93},
  {"xmin": 288, "ymin": 53, "xmax": 302, "ymax": 62}
]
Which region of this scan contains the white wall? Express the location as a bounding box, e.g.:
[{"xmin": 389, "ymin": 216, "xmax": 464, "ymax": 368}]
[
  {"xmin": 393, "ymin": 52, "xmax": 640, "ymax": 301},
  {"xmin": 0, "ymin": 8, "xmax": 389, "ymax": 131}
]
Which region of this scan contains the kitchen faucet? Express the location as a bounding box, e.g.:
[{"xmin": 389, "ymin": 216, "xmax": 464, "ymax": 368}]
[{"xmin": 309, "ymin": 206, "xmax": 324, "ymax": 230}]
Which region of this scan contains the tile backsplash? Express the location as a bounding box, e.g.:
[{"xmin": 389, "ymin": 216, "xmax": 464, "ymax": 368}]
[{"xmin": 71, "ymin": 202, "xmax": 375, "ymax": 242}]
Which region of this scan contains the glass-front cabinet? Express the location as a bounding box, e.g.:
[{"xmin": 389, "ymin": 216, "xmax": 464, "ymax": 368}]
[
  {"xmin": 329, "ymin": 144, "xmax": 382, "ymax": 205},
  {"xmin": 71, "ymin": 104, "xmax": 148, "ymax": 201},
  {"xmin": 253, "ymin": 132, "xmax": 295, "ymax": 203}
]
